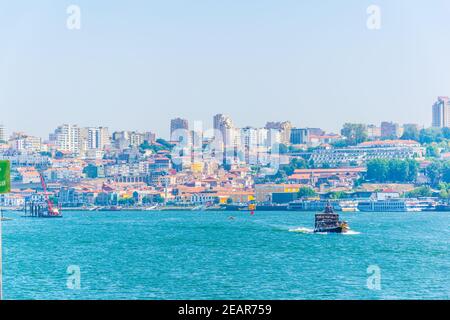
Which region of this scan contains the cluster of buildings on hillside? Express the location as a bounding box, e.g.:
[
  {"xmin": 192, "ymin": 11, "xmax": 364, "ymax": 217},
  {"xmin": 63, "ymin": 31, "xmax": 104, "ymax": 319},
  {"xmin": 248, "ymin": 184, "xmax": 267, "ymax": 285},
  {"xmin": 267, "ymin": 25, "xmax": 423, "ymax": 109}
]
[{"xmin": 0, "ymin": 96, "xmax": 448, "ymax": 210}]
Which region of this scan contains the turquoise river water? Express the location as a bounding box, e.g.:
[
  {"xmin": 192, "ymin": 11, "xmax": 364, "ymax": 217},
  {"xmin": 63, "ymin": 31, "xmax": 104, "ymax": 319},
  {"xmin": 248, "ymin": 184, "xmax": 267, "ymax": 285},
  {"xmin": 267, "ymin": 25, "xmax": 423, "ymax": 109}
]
[{"xmin": 1, "ymin": 210, "xmax": 449, "ymax": 300}]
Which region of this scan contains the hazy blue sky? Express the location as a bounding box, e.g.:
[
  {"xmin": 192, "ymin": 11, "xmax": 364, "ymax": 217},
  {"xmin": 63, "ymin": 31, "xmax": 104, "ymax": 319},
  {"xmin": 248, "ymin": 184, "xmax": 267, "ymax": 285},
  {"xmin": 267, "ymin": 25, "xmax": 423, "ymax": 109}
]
[{"xmin": 1, "ymin": 0, "xmax": 450, "ymax": 139}]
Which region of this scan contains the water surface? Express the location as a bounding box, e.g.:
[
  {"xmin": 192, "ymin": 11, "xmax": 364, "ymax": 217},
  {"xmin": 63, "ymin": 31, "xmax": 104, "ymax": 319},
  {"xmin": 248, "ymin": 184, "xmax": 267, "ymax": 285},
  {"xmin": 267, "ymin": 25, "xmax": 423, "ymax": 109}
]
[{"xmin": 2, "ymin": 210, "xmax": 449, "ymax": 299}]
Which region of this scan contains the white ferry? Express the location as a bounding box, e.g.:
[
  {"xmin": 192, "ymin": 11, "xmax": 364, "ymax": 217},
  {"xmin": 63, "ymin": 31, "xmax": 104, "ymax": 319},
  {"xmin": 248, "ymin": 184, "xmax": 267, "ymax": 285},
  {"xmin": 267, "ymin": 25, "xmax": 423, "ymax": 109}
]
[
  {"xmin": 358, "ymin": 199, "xmax": 436, "ymax": 212},
  {"xmin": 288, "ymin": 199, "xmax": 359, "ymax": 212}
]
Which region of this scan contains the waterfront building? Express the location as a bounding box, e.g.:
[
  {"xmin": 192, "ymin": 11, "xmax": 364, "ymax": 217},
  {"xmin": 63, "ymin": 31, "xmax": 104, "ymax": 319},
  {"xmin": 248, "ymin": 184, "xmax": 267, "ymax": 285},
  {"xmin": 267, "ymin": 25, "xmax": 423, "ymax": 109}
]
[
  {"xmin": 272, "ymin": 192, "xmax": 299, "ymax": 204},
  {"xmin": 432, "ymin": 96, "xmax": 450, "ymax": 128},
  {"xmin": 0, "ymin": 192, "xmax": 26, "ymax": 208},
  {"xmin": 254, "ymin": 184, "xmax": 306, "ymax": 203}
]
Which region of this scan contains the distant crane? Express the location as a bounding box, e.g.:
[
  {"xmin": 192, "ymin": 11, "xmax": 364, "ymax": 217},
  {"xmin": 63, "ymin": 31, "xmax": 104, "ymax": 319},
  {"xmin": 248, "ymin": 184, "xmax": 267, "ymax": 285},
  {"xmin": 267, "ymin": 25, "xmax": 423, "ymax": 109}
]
[{"xmin": 39, "ymin": 173, "xmax": 61, "ymax": 217}]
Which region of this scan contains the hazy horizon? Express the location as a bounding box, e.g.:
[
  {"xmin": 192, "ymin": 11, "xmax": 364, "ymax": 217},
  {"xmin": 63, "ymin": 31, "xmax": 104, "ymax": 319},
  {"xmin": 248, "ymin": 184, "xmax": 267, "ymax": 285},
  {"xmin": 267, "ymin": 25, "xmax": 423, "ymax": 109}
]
[{"xmin": 2, "ymin": 0, "xmax": 450, "ymax": 139}]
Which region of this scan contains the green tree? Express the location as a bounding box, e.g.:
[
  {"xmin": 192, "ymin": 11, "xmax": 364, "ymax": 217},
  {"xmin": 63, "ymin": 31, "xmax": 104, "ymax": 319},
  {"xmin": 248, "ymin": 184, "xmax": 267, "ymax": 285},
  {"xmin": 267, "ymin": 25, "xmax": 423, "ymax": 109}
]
[
  {"xmin": 366, "ymin": 159, "xmax": 418, "ymax": 183},
  {"xmin": 341, "ymin": 123, "xmax": 368, "ymax": 145},
  {"xmin": 419, "ymin": 128, "xmax": 443, "ymax": 144},
  {"xmin": 290, "ymin": 157, "xmax": 308, "ymax": 169},
  {"xmin": 366, "ymin": 159, "xmax": 388, "ymax": 182},
  {"xmin": 329, "ymin": 191, "xmax": 346, "ymax": 199},
  {"xmin": 426, "ymin": 145, "xmax": 440, "ymax": 158},
  {"xmin": 118, "ymin": 198, "xmax": 136, "ymax": 206},
  {"xmin": 442, "ymin": 127, "xmax": 450, "ymax": 139},
  {"xmin": 406, "ymin": 159, "xmax": 419, "ymax": 182},
  {"xmin": 153, "ymin": 194, "xmax": 165, "ymax": 203},
  {"xmin": 441, "ymin": 161, "xmax": 450, "ymax": 183},
  {"xmin": 156, "ymin": 138, "xmax": 175, "ymax": 150},
  {"xmin": 297, "ymin": 187, "xmax": 316, "ymax": 198},
  {"xmin": 439, "ymin": 189, "xmax": 449, "ymax": 199},
  {"xmin": 401, "ymin": 126, "xmax": 420, "ymax": 141},
  {"xmin": 387, "ymin": 159, "xmax": 409, "ymax": 182},
  {"xmin": 425, "ymin": 161, "xmax": 442, "ymax": 186},
  {"xmin": 405, "ymin": 186, "xmax": 432, "ymax": 198}
]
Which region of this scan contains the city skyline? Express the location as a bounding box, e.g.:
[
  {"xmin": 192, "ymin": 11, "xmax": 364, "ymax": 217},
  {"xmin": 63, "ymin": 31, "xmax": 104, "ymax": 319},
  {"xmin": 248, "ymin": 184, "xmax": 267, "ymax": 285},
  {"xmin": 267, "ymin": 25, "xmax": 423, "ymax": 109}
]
[
  {"xmin": 0, "ymin": 112, "xmax": 434, "ymax": 143},
  {"xmin": 2, "ymin": 1, "xmax": 450, "ymax": 138}
]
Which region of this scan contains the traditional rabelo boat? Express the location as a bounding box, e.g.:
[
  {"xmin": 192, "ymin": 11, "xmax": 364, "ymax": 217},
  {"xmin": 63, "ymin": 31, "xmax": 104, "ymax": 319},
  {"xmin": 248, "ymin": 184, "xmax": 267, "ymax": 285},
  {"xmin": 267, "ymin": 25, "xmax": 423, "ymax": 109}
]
[{"xmin": 314, "ymin": 202, "xmax": 349, "ymax": 233}]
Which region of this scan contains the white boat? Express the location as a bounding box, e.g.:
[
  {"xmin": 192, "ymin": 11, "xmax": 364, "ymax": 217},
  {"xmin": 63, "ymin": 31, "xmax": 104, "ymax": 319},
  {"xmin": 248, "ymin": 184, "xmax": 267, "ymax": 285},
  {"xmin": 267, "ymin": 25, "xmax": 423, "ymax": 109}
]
[
  {"xmin": 358, "ymin": 199, "xmax": 436, "ymax": 212},
  {"xmin": 339, "ymin": 200, "xmax": 359, "ymax": 212}
]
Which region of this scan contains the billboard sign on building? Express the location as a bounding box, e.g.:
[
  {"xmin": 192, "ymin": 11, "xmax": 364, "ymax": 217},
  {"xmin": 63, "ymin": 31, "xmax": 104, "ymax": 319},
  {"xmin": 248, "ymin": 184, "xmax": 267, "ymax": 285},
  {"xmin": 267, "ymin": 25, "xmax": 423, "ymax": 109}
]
[{"xmin": 0, "ymin": 160, "xmax": 11, "ymax": 194}]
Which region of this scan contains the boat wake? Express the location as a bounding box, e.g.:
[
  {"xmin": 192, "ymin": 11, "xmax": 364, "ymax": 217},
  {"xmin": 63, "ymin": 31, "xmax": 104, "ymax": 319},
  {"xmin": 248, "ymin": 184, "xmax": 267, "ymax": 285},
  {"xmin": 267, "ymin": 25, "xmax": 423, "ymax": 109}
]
[
  {"xmin": 288, "ymin": 227, "xmax": 315, "ymax": 234},
  {"xmin": 342, "ymin": 230, "xmax": 361, "ymax": 235}
]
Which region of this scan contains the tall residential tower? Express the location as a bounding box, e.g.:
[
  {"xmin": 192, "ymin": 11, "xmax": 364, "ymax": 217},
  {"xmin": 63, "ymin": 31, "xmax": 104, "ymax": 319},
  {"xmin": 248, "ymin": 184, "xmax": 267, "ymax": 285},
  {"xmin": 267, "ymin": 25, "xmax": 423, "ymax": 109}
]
[
  {"xmin": 170, "ymin": 118, "xmax": 189, "ymax": 142},
  {"xmin": 432, "ymin": 96, "xmax": 450, "ymax": 128}
]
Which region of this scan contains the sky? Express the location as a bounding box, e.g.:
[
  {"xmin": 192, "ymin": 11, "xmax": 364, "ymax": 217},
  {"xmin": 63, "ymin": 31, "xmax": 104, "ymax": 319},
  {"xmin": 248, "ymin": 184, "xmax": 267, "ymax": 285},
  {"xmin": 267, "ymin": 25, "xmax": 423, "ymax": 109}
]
[{"xmin": 1, "ymin": 0, "xmax": 450, "ymax": 139}]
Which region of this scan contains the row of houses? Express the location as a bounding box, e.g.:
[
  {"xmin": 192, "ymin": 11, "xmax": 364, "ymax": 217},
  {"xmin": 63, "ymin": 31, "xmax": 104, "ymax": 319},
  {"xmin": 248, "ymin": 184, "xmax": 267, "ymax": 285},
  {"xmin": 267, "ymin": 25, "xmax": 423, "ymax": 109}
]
[{"xmin": 310, "ymin": 140, "xmax": 425, "ymax": 167}]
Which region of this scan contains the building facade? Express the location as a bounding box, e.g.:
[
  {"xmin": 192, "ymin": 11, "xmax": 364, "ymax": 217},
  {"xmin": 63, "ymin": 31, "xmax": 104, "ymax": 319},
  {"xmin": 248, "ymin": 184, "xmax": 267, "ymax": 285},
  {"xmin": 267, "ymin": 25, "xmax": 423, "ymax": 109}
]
[
  {"xmin": 170, "ymin": 118, "xmax": 189, "ymax": 143},
  {"xmin": 381, "ymin": 121, "xmax": 401, "ymax": 139},
  {"xmin": 290, "ymin": 128, "xmax": 309, "ymax": 145},
  {"xmin": 432, "ymin": 96, "xmax": 450, "ymax": 128},
  {"xmin": 213, "ymin": 114, "xmax": 235, "ymax": 148},
  {"xmin": 265, "ymin": 121, "xmax": 292, "ymax": 145},
  {"xmin": 51, "ymin": 124, "xmax": 81, "ymax": 154}
]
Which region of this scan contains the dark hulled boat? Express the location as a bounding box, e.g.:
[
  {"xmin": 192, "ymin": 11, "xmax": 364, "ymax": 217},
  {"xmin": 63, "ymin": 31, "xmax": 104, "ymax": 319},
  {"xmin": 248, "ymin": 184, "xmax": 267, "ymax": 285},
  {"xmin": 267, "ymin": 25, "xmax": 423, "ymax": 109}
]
[{"xmin": 314, "ymin": 202, "xmax": 349, "ymax": 233}]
